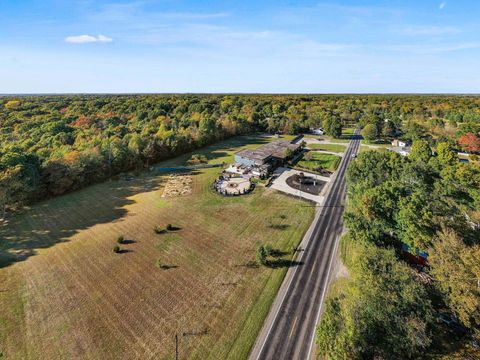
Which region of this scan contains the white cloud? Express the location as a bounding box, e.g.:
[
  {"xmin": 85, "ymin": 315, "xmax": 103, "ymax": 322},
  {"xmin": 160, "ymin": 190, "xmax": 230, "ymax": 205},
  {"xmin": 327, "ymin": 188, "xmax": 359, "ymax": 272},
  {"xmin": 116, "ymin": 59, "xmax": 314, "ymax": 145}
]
[
  {"xmin": 65, "ymin": 34, "xmax": 113, "ymax": 44},
  {"xmin": 384, "ymin": 43, "xmax": 480, "ymax": 54},
  {"xmin": 439, "ymin": 2, "xmax": 446, "ymax": 10},
  {"xmin": 401, "ymin": 25, "xmax": 461, "ymax": 36}
]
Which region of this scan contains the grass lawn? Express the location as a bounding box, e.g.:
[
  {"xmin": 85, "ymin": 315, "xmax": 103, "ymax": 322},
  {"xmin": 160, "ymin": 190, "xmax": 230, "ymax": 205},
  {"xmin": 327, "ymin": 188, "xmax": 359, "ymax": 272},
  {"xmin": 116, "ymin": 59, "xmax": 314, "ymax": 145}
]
[
  {"xmin": 359, "ymin": 145, "xmax": 390, "ymax": 154},
  {"xmin": 360, "ymin": 139, "xmax": 391, "ymax": 146},
  {"xmin": 0, "ymin": 135, "xmax": 314, "ymax": 360},
  {"xmin": 306, "ymin": 143, "xmax": 346, "ymax": 153},
  {"xmin": 342, "ymin": 127, "xmax": 356, "ymax": 136},
  {"xmin": 296, "ymin": 152, "xmax": 341, "ymax": 172}
]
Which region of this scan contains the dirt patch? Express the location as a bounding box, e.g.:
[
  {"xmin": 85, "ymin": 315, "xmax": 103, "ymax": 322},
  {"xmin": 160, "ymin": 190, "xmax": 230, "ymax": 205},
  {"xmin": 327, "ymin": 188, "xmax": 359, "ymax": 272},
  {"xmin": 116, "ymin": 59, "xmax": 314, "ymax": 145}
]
[
  {"xmin": 161, "ymin": 174, "xmax": 193, "ymax": 198},
  {"xmin": 334, "ymin": 258, "xmax": 349, "ymax": 280}
]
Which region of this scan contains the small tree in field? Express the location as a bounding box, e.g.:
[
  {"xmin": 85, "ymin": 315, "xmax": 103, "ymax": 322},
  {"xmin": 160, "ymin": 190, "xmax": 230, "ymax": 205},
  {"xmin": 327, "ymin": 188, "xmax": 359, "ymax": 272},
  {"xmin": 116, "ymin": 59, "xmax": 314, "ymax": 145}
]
[
  {"xmin": 256, "ymin": 245, "xmax": 269, "ymax": 266},
  {"xmin": 113, "ymin": 245, "xmax": 121, "ymax": 253},
  {"xmin": 117, "ymin": 235, "xmax": 125, "ymax": 244},
  {"xmin": 166, "ymin": 223, "xmax": 173, "ymax": 231}
]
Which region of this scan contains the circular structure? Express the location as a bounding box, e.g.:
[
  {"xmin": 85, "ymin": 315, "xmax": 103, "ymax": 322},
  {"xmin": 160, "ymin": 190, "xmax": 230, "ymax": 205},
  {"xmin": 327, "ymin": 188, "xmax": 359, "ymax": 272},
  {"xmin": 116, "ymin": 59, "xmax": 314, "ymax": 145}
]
[
  {"xmin": 217, "ymin": 177, "xmax": 251, "ymax": 195},
  {"xmin": 286, "ymin": 174, "xmax": 325, "ymax": 195}
]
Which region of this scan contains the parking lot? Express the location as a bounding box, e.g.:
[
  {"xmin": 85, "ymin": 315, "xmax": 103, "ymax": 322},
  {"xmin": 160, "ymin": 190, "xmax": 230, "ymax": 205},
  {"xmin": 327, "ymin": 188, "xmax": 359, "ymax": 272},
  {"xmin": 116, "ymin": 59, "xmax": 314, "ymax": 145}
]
[{"xmin": 269, "ymin": 167, "xmax": 332, "ymax": 203}]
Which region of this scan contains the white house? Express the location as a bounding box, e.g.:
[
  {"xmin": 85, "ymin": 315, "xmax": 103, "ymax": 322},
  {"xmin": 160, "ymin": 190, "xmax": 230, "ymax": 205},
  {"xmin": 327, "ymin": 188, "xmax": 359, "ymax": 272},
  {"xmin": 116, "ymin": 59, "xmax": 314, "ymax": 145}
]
[
  {"xmin": 391, "ymin": 139, "xmax": 410, "ymax": 148},
  {"xmin": 390, "ymin": 146, "xmax": 411, "ymax": 157}
]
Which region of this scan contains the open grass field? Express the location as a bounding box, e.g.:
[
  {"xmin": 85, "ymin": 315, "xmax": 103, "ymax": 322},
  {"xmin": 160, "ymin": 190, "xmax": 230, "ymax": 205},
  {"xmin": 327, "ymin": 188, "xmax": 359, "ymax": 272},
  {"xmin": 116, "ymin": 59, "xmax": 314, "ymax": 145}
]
[
  {"xmin": 296, "ymin": 152, "xmax": 341, "ymax": 172},
  {"xmin": 306, "ymin": 143, "xmax": 346, "ymax": 153},
  {"xmin": 0, "ymin": 135, "xmax": 314, "ymax": 360}
]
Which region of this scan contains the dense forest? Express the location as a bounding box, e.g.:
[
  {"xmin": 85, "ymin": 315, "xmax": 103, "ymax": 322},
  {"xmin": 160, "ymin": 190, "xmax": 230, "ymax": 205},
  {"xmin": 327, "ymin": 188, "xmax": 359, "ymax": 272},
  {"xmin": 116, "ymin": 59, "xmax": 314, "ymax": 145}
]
[{"xmin": 1, "ymin": 94, "xmax": 479, "ymax": 216}]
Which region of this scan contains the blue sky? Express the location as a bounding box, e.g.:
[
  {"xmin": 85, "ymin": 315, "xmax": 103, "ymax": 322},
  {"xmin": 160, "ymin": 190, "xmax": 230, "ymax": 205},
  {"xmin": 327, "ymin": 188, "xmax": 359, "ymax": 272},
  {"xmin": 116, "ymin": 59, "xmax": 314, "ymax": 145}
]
[{"xmin": 1, "ymin": 0, "xmax": 480, "ymax": 93}]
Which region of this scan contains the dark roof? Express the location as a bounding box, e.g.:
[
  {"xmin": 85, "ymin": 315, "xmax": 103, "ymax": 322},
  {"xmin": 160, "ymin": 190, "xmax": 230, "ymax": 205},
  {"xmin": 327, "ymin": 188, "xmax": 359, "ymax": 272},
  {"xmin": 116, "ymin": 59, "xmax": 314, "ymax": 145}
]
[
  {"xmin": 235, "ymin": 140, "xmax": 300, "ymax": 163},
  {"xmin": 235, "ymin": 149, "xmax": 271, "ymax": 162}
]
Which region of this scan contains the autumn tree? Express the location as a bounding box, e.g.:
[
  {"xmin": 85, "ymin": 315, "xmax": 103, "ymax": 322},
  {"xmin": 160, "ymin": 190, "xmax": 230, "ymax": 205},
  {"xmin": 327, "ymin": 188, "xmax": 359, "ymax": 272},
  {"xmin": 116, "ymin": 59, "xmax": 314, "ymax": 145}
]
[{"xmin": 458, "ymin": 132, "xmax": 480, "ymax": 153}]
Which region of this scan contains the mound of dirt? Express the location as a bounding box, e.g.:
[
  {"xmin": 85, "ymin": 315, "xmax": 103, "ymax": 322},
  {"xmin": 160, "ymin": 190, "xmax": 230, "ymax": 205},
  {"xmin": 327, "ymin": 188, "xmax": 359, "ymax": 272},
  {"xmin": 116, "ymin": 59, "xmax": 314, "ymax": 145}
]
[{"xmin": 161, "ymin": 174, "xmax": 193, "ymax": 198}]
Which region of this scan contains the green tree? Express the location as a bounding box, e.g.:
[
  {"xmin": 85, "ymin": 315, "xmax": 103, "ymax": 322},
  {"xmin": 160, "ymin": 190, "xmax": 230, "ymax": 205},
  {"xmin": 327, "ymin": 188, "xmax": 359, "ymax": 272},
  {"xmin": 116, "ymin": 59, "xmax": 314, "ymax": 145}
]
[
  {"xmin": 395, "ymin": 191, "xmax": 435, "ymax": 248},
  {"xmin": 317, "ymin": 244, "xmax": 433, "ymax": 359},
  {"xmin": 256, "ymin": 245, "xmax": 268, "ymax": 266},
  {"xmin": 410, "ymin": 140, "xmax": 432, "ymax": 163},
  {"xmin": 361, "ymin": 124, "xmax": 378, "ymax": 142},
  {"xmin": 322, "ymin": 114, "xmax": 342, "ymax": 138},
  {"xmin": 404, "ymin": 121, "xmax": 425, "ymax": 141},
  {"xmin": 128, "ymin": 133, "xmax": 146, "ymax": 169},
  {"xmin": 199, "ymin": 116, "xmax": 217, "ymax": 145},
  {"xmin": 429, "ymin": 228, "xmax": 480, "ymax": 333},
  {"xmin": 284, "ymin": 148, "xmax": 293, "ymax": 159},
  {"xmin": 436, "ymin": 141, "xmax": 457, "ymax": 166},
  {"xmin": 0, "ymin": 166, "xmax": 27, "ymax": 218},
  {"xmin": 382, "ymin": 119, "xmax": 396, "ymax": 138}
]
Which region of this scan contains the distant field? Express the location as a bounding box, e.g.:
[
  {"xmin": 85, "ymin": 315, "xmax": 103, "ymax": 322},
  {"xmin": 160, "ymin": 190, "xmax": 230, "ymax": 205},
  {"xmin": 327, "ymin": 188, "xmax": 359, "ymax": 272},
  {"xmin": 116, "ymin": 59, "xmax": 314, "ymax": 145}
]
[
  {"xmin": 296, "ymin": 152, "xmax": 341, "ymax": 172},
  {"xmin": 306, "ymin": 143, "xmax": 346, "ymax": 153},
  {"xmin": 0, "ymin": 135, "xmax": 314, "ymax": 360}
]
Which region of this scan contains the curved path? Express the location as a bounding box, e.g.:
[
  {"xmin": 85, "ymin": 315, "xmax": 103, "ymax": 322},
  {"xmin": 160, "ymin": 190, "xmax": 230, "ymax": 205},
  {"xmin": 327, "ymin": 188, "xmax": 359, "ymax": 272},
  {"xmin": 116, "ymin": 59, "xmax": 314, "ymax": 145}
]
[{"xmin": 249, "ymin": 133, "xmax": 361, "ymax": 360}]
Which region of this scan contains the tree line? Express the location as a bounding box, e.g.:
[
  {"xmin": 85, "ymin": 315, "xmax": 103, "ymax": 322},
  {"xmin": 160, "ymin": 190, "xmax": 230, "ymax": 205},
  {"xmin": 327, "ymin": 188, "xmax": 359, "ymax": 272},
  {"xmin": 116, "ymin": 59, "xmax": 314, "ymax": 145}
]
[{"xmin": 1, "ymin": 94, "xmax": 480, "ymax": 217}]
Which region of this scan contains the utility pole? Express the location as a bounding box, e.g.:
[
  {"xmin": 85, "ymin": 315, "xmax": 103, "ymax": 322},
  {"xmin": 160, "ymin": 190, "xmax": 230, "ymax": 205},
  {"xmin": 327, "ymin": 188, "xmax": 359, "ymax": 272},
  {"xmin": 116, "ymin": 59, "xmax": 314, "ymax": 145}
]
[{"xmin": 175, "ymin": 334, "xmax": 179, "ymax": 360}]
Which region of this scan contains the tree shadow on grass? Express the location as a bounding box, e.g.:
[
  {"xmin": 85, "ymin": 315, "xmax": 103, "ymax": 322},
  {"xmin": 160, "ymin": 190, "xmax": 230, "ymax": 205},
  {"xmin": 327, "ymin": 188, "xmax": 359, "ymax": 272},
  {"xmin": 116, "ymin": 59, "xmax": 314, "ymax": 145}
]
[
  {"xmin": 268, "ymin": 248, "xmax": 290, "ymax": 257},
  {"xmin": 0, "ymin": 135, "xmax": 273, "ymax": 269},
  {"xmin": 266, "ymin": 259, "xmax": 304, "ymax": 269},
  {"xmin": 120, "ymin": 239, "xmax": 136, "ymax": 245},
  {"xmin": 268, "ymin": 224, "xmax": 291, "ymax": 231},
  {"xmin": 158, "ymin": 264, "xmax": 178, "ymax": 270},
  {"xmin": 0, "ymin": 175, "xmax": 165, "ymax": 269},
  {"xmin": 167, "ymin": 226, "xmax": 182, "ymax": 231},
  {"xmin": 117, "ymin": 249, "xmax": 134, "ymax": 254}
]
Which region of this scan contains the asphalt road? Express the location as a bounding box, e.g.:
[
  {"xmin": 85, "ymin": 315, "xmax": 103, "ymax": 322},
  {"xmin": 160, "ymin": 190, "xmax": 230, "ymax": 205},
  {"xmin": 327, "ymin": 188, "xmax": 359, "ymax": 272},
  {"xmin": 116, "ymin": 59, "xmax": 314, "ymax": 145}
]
[{"xmin": 249, "ymin": 133, "xmax": 361, "ymax": 360}]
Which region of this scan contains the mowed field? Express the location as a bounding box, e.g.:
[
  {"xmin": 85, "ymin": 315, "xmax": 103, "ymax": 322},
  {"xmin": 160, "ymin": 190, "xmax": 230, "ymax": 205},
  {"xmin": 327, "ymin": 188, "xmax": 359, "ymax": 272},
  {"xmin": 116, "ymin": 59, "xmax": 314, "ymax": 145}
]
[
  {"xmin": 297, "ymin": 152, "xmax": 342, "ymax": 172},
  {"xmin": 0, "ymin": 135, "xmax": 314, "ymax": 360},
  {"xmin": 305, "ymin": 143, "xmax": 346, "ymax": 153}
]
